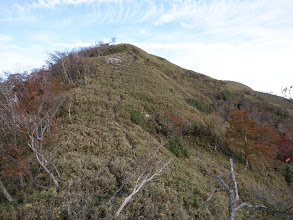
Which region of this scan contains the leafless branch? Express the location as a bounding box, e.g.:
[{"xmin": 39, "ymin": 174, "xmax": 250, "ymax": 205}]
[
  {"xmin": 112, "ymin": 144, "xmax": 172, "ymax": 218},
  {"xmin": 205, "ymin": 158, "xmax": 285, "ymax": 220},
  {"xmin": 107, "ymin": 174, "xmax": 132, "ymax": 205},
  {"xmin": 282, "ymin": 85, "xmax": 293, "ymax": 100}
]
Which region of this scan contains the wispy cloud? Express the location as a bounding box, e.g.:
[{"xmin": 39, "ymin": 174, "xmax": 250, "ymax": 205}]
[
  {"xmin": 26, "ymin": 0, "xmax": 127, "ymax": 8},
  {"xmin": 12, "ymin": 0, "xmax": 142, "ymax": 25},
  {"xmin": 1, "ymin": 0, "xmax": 292, "ymax": 95},
  {"xmin": 154, "ymin": 0, "xmax": 266, "ymax": 26},
  {"xmin": 154, "ymin": 0, "xmax": 293, "ymax": 38}
]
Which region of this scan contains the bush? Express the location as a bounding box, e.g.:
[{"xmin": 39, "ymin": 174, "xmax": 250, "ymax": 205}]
[
  {"xmin": 181, "ymin": 122, "xmax": 200, "ymax": 136},
  {"xmin": 164, "ymin": 138, "xmax": 190, "ymax": 158},
  {"xmin": 275, "ymin": 107, "xmax": 289, "ymax": 120},
  {"xmin": 216, "ymin": 91, "xmax": 230, "ymax": 101},
  {"xmin": 278, "ymin": 164, "xmax": 293, "ymax": 183},
  {"xmin": 130, "ymin": 109, "xmax": 142, "ymax": 125},
  {"xmin": 186, "ymin": 99, "xmax": 212, "ymax": 113},
  {"xmin": 103, "ymin": 44, "xmax": 126, "ymax": 55},
  {"xmin": 79, "ymin": 42, "xmax": 110, "ymax": 57},
  {"xmin": 182, "ymin": 121, "xmax": 212, "ymax": 138}
]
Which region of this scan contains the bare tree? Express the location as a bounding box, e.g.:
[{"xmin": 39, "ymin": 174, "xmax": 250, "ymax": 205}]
[
  {"xmin": 47, "ymin": 42, "xmax": 111, "ymax": 85},
  {"xmin": 282, "ymin": 85, "xmax": 292, "ymax": 100},
  {"xmin": 206, "ymin": 159, "xmax": 267, "ymax": 220},
  {"xmin": 0, "ymin": 70, "xmax": 66, "ymax": 187},
  {"xmin": 205, "ymin": 158, "xmax": 293, "ymax": 219},
  {"xmin": 25, "ymin": 101, "xmax": 64, "ymax": 187},
  {"xmin": 112, "ymin": 145, "xmax": 172, "ymax": 218}
]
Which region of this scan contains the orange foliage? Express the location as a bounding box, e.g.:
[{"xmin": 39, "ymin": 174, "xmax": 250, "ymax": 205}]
[
  {"xmin": 0, "ymin": 146, "xmax": 29, "ymax": 178},
  {"xmin": 227, "ymin": 108, "xmax": 278, "ymax": 165},
  {"xmin": 0, "ymin": 68, "xmax": 68, "ymax": 182}
]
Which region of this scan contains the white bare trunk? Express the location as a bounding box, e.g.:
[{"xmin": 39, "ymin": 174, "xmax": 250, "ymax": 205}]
[
  {"xmin": 113, "ymin": 192, "xmax": 134, "ymax": 218},
  {"xmin": 245, "ymin": 159, "xmax": 249, "ymax": 170},
  {"xmin": 36, "ymin": 154, "xmax": 59, "ymax": 187},
  {"xmin": 0, "ymin": 177, "xmax": 13, "ymax": 202},
  {"xmin": 229, "ymin": 210, "xmax": 236, "ymax": 220},
  {"xmin": 111, "ymin": 146, "xmax": 172, "ymax": 218},
  {"xmin": 206, "ymin": 159, "xmax": 268, "ymax": 219}
]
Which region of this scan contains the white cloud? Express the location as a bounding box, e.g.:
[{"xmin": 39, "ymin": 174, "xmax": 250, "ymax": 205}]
[
  {"xmin": 0, "ymin": 45, "xmax": 18, "ymax": 49},
  {"xmin": 54, "ymin": 41, "xmax": 92, "ymax": 48},
  {"xmin": 139, "ymin": 29, "xmax": 145, "ymax": 34},
  {"xmin": 0, "ymin": 34, "xmax": 13, "ymax": 42},
  {"xmin": 0, "ymin": 50, "xmax": 45, "ymax": 76}
]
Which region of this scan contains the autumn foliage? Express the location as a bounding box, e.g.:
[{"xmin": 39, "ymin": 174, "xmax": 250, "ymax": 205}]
[
  {"xmin": 226, "ymin": 108, "xmax": 278, "ymax": 167},
  {"xmin": 0, "ymin": 68, "xmax": 68, "ymax": 191},
  {"xmin": 277, "ymin": 136, "xmax": 293, "ymax": 163}
]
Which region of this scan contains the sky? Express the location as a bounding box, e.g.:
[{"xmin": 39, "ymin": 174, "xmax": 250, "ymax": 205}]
[{"xmin": 0, "ymin": 0, "xmax": 293, "ymax": 96}]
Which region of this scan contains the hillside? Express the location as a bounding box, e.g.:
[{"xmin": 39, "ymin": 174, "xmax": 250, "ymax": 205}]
[{"xmin": 0, "ymin": 43, "xmax": 293, "ymax": 219}]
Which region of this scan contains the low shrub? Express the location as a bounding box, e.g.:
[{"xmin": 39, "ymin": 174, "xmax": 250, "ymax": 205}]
[
  {"xmin": 130, "ymin": 109, "xmax": 142, "ymax": 125},
  {"xmin": 101, "ymin": 44, "xmax": 126, "ymax": 56},
  {"xmin": 186, "ymin": 99, "xmax": 212, "ymax": 114},
  {"xmin": 182, "ymin": 122, "xmax": 212, "ymax": 138},
  {"xmin": 216, "ymin": 91, "xmax": 230, "ymax": 101},
  {"xmin": 164, "ymin": 138, "xmax": 190, "ymax": 158},
  {"xmin": 278, "ymin": 164, "xmax": 293, "ymax": 183}
]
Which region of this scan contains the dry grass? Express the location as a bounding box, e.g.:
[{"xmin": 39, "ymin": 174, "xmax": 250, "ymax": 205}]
[{"xmin": 0, "ymin": 44, "xmax": 292, "ymax": 219}]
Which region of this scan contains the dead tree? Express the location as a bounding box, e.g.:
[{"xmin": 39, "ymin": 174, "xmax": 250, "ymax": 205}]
[
  {"xmin": 206, "ymin": 159, "xmax": 267, "ymax": 220},
  {"xmin": 26, "ymin": 104, "xmax": 64, "ymax": 187},
  {"xmin": 282, "ymin": 85, "xmax": 292, "ymax": 100},
  {"xmin": 112, "ymin": 145, "xmax": 172, "ymax": 218},
  {"xmin": 0, "ymin": 176, "xmax": 13, "ymax": 202},
  {"xmin": 205, "ymin": 158, "xmax": 293, "ymax": 219}
]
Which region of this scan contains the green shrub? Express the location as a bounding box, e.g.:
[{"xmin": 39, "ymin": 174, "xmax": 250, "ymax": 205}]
[
  {"xmin": 102, "ymin": 44, "xmax": 126, "ymax": 56},
  {"xmin": 164, "ymin": 138, "xmax": 190, "ymax": 158},
  {"xmin": 186, "ymin": 99, "xmax": 212, "ymax": 113},
  {"xmin": 182, "ymin": 121, "xmax": 212, "ymax": 138},
  {"xmin": 216, "ymin": 91, "xmax": 230, "ymax": 101},
  {"xmin": 275, "ymin": 108, "xmax": 289, "ymax": 120},
  {"xmin": 278, "ymin": 164, "xmax": 293, "ymax": 183},
  {"xmin": 130, "ymin": 109, "xmax": 142, "ymax": 125},
  {"xmin": 181, "ymin": 122, "xmax": 201, "ymax": 136}
]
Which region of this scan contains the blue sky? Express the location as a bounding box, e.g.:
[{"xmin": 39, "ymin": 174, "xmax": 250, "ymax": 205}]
[{"xmin": 1, "ymin": 0, "xmax": 293, "ymax": 96}]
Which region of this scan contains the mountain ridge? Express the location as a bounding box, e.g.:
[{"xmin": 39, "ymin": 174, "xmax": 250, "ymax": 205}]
[{"xmin": 0, "ymin": 43, "xmax": 292, "ymax": 219}]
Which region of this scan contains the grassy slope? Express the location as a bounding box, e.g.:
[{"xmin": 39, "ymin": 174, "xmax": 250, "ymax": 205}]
[
  {"xmin": 224, "ymin": 80, "xmax": 293, "ymax": 111},
  {"xmin": 1, "ymin": 44, "xmax": 292, "ymax": 219}
]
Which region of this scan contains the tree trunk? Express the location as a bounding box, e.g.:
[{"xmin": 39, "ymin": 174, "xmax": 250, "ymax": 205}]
[
  {"xmin": 228, "ymin": 192, "xmax": 235, "ymax": 220},
  {"xmin": 245, "ymin": 159, "xmax": 249, "ymax": 170},
  {"xmin": 113, "ymin": 192, "xmax": 134, "ymax": 218},
  {"xmin": 36, "ymin": 154, "xmax": 59, "ymax": 187},
  {"xmin": 229, "ymin": 209, "xmax": 235, "ymax": 220},
  {"xmin": 264, "ymin": 167, "xmax": 268, "ymax": 180},
  {"xmin": 229, "ymin": 208, "xmax": 235, "ymax": 220},
  {"xmin": 0, "ymin": 177, "xmax": 13, "ymax": 202}
]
